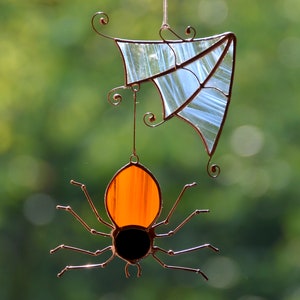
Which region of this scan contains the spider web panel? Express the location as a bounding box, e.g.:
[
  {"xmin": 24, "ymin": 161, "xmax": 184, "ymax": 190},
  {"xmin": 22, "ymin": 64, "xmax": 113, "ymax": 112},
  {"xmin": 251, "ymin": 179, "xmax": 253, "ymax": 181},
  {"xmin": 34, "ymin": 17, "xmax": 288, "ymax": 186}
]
[
  {"xmin": 177, "ymin": 88, "xmax": 227, "ymax": 155},
  {"xmin": 116, "ymin": 41, "xmax": 175, "ymax": 84},
  {"xmin": 153, "ymin": 68, "xmax": 200, "ymax": 117}
]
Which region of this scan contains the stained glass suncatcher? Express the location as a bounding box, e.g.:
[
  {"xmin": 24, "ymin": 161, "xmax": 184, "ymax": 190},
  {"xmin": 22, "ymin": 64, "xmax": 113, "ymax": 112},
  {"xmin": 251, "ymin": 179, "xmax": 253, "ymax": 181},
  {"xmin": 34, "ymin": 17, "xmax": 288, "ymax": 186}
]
[{"xmin": 50, "ymin": 3, "xmax": 237, "ymax": 279}]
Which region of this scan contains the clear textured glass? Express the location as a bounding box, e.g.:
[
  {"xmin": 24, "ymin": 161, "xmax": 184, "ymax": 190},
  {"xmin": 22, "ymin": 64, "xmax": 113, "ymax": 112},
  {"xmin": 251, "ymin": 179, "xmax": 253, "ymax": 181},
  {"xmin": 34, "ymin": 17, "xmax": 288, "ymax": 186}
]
[
  {"xmin": 178, "ymin": 88, "xmax": 227, "ymax": 153},
  {"xmin": 116, "ymin": 35, "xmax": 225, "ymax": 84},
  {"xmin": 117, "ymin": 42, "xmax": 174, "ymax": 84},
  {"xmin": 117, "ymin": 34, "xmax": 234, "ymax": 155},
  {"xmin": 153, "ymin": 68, "xmax": 200, "ymax": 117}
]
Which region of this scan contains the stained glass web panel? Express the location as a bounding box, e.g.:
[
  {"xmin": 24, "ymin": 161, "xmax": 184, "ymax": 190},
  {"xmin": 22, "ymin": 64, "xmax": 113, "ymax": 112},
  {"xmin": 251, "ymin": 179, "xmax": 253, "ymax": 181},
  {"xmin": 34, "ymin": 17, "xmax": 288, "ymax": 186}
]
[
  {"xmin": 116, "ymin": 35, "xmax": 225, "ymax": 85},
  {"xmin": 153, "ymin": 68, "xmax": 200, "ymax": 117},
  {"xmin": 116, "ymin": 42, "xmax": 175, "ymax": 84},
  {"xmin": 116, "ymin": 33, "xmax": 235, "ymax": 156},
  {"xmin": 178, "ymin": 88, "xmax": 227, "ymax": 154}
]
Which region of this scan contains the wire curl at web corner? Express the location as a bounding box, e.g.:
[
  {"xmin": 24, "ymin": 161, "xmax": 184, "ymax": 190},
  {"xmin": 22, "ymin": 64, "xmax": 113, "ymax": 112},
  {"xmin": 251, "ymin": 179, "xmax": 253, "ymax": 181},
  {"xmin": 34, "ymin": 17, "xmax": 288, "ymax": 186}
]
[
  {"xmin": 206, "ymin": 157, "xmax": 221, "ymax": 178},
  {"xmin": 159, "ymin": 24, "xmax": 196, "ymax": 42},
  {"xmin": 91, "ymin": 11, "xmax": 116, "ymax": 40},
  {"xmin": 143, "ymin": 112, "xmax": 165, "ymax": 128}
]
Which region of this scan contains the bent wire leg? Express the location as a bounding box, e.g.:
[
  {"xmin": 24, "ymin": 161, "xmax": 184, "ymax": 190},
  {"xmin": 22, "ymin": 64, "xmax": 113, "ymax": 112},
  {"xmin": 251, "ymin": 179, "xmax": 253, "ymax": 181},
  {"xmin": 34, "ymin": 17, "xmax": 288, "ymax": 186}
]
[
  {"xmin": 154, "ymin": 182, "xmax": 197, "ymax": 229},
  {"xmin": 124, "ymin": 262, "xmax": 142, "ymax": 278},
  {"xmin": 50, "ymin": 245, "xmax": 114, "ymax": 277},
  {"xmin": 154, "ymin": 182, "xmax": 209, "ymax": 237},
  {"xmin": 156, "ymin": 209, "xmax": 209, "ymax": 238},
  {"xmin": 56, "ymin": 205, "xmax": 110, "ymax": 237},
  {"xmin": 50, "ymin": 244, "xmax": 112, "ymax": 255},
  {"xmin": 70, "ymin": 180, "xmax": 114, "ymax": 229},
  {"xmin": 152, "ymin": 251, "xmax": 208, "ymax": 280},
  {"xmin": 152, "ymin": 245, "xmax": 219, "ymax": 280}
]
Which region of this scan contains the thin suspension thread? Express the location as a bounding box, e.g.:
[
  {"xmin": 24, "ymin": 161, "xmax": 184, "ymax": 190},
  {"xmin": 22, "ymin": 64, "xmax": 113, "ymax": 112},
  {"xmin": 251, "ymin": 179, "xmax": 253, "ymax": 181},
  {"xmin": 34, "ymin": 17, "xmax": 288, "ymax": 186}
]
[
  {"xmin": 131, "ymin": 87, "xmax": 139, "ymax": 163},
  {"xmin": 133, "ymin": 91, "xmax": 137, "ymax": 157},
  {"xmin": 162, "ymin": 0, "xmax": 168, "ymax": 27}
]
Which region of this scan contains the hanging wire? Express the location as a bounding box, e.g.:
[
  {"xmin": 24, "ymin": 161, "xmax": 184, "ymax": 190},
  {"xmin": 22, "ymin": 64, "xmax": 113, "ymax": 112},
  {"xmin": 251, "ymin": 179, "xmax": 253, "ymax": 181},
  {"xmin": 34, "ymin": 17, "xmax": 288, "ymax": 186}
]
[
  {"xmin": 130, "ymin": 84, "xmax": 140, "ymax": 163},
  {"xmin": 162, "ymin": 0, "xmax": 169, "ymax": 28}
]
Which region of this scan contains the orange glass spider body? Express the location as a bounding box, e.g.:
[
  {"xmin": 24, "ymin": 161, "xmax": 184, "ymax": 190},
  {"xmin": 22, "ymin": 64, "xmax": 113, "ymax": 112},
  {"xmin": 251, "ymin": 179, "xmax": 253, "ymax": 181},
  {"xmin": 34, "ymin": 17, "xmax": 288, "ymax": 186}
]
[{"xmin": 50, "ymin": 162, "xmax": 219, "ymax": 279}]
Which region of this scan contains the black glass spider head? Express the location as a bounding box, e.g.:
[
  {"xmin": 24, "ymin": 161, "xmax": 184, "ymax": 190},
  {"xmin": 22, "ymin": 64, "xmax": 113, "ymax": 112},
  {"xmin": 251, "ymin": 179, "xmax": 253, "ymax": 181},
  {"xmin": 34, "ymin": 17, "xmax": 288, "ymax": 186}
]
[{"xmin": 50, "ymin": 162, "xmax": 219, "ymax": 279}]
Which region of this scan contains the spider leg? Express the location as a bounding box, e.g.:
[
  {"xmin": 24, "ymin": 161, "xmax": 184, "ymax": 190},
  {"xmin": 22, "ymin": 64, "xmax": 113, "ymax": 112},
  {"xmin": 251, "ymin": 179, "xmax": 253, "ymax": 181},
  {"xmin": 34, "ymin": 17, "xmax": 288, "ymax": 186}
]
[
  {"xmin": 124, "ymin": 262, "xmax": 142, "ymax": 278},
  {"xmin": 154, "ymin": 244, "xmax": 219, "ymax": 256},
  {"xmin": 56, "ymin": 205, "xmax": 110, "ymax": 237},
  {"xmin": 155, "ymin": 209, "xmax": 209, "ymax": 238},
  {"xmin": 154, "ymin": 182, "xmax": 209, "ymax": 238},
  {"xmin": 70, "ymin": 180, "xmax": 114, "ymax": 229},
  {"xmin": 154, "ymin": 182, "xmax": 197, "ymax": 229},
  {"xmin": 152, "ymin": 251, "xmax": 209, "ymax": 280},
  {"xmin": 50, "ymin": 244, "xmax": 112, "ymax": 255},
  {"xmin": 152, "ymin": 245, "xmax": 219, "ymax": 280},
  {"xmin": 50, "ymin": 245, "xmax": 114, "ymax": 277}
]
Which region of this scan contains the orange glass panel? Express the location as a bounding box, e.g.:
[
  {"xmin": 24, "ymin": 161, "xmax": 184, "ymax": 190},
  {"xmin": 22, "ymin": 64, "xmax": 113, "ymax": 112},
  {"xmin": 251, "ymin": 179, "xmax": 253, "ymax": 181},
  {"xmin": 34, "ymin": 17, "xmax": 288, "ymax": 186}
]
[{"xmin": 105, "ymin": 163, "xmax": 161, "ymax": 228}]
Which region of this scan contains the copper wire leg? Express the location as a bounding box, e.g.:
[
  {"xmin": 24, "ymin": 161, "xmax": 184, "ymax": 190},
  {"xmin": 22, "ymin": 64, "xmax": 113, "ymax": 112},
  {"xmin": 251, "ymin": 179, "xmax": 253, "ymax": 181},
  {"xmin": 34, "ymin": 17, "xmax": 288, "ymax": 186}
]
[
  {"xmin": 154, "ymin": 183, "xmax": 197, "ymax": 228},
  {"xmin": 56, "ymin": 205, "xmax": 110, "ymax": 237},
  {"xmin": 152, "ymin": 251, "xmax": 208, "ymax": 280},
  {"xmin": 150, "ymin": 182, "xmax": 219, "ymax": 280},
  {"xmin": 152, "ymin": 244, "xmax": 219, "ymax": 280},
  {"xmin": 156, "ymin": 209, "xmax": 209, "ymax": 238},
  {"xmin": 155, "ymin": 182, "xmax": 209, "ymax": 237},
  {"xmin": 124, "ymin": 262, "xmax": 142, "ymax": 278},
  {"xmin": 50, "ymin": 245, "xmax": 114, "ymax": 277},
  {"xmin": 70, "ymin": 180, "xmax": 113, "ymax": 229}
]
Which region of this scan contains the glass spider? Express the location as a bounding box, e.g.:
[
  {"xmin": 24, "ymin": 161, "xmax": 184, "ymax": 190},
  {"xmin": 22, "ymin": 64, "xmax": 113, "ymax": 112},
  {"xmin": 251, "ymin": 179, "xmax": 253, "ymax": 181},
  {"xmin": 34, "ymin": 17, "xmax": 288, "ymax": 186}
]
[{"xmin": 50, "ymin": 162, "xmax": 219, "ymax": 279}]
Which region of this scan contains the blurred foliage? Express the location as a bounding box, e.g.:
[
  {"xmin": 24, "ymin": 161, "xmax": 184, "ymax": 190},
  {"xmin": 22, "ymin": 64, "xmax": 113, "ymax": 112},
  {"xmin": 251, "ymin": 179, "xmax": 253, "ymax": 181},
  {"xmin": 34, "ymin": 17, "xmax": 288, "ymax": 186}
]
[{"xmin": 1, "ymin": 0, "xmax": 300, "ymax": 299}]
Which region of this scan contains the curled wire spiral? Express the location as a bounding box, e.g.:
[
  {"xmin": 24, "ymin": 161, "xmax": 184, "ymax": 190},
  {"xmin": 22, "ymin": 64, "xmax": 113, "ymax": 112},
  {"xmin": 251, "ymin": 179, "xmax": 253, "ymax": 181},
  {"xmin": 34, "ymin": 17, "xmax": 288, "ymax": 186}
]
[
  {"xmin": 185, "ymin": 26, "xmax": 197, "ymax": 40},
  {"xmin": 107, "ymin": 84, "xmax": 140, "ymax": 106},
  {"xmin": 107, "ymin": 86, "xmax": 128, "ymax": 106},
  {"xmin": 91, "ymin": 12, "xmax": 114, "ymax": 40},
  {"xmin": 206, "ymin": 157, "xmax": 221, "ymax": 178},
  {"xmin": 161, "ymin": 0, "xmax": 196, "ymax": 41},
  {"xmin": 159, "ymin": 25, "xmax": 196, "ymax": 42},
  {"xmin": 143, "ymin": 112, "xmax": 165, "ymax": 128}
]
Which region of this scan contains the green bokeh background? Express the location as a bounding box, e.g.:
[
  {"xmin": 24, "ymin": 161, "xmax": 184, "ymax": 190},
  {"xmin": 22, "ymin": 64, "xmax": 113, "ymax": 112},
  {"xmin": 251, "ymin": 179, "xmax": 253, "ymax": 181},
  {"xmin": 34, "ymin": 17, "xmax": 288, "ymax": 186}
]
[{"xmin": 1, "ymin": 0, "xmax": 300, "ymax": 299}]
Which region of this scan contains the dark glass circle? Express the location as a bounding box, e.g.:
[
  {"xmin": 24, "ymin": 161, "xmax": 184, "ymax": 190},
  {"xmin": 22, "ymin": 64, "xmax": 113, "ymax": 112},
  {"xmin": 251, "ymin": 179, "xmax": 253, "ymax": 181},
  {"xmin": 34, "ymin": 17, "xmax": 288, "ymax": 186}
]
[{"xmin": 115, "ymin": 228, "xmax": 151, "ymax": 261}]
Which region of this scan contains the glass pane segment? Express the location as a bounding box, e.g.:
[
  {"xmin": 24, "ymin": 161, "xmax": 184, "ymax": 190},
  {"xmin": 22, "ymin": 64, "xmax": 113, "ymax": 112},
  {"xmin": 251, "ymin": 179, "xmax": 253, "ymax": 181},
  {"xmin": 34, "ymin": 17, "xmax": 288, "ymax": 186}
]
[
  {"xmin": 117, "ymin": 42, "xmax": 175, "ymax": 84},
  {"xmin": 106, "ymin": 164, "xmax": 160, "ymax": 228},
  {"xmin": 170, "ymin": 36, "xmax": 224, "ymax": 65},
  {"xmin": 116, "ymin": 35, "xmax": 225, "ymax": 85},
  {"xmin": 153, "ymin": 68, "xmax": 200, "ymax": 117},
  {"xmin": 178, "ymin": 88, "xmax": 227, "ymax": 154},
  {"xmin": 205, "ymin": 42, "xmax": 235, "ymax": 94}
]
